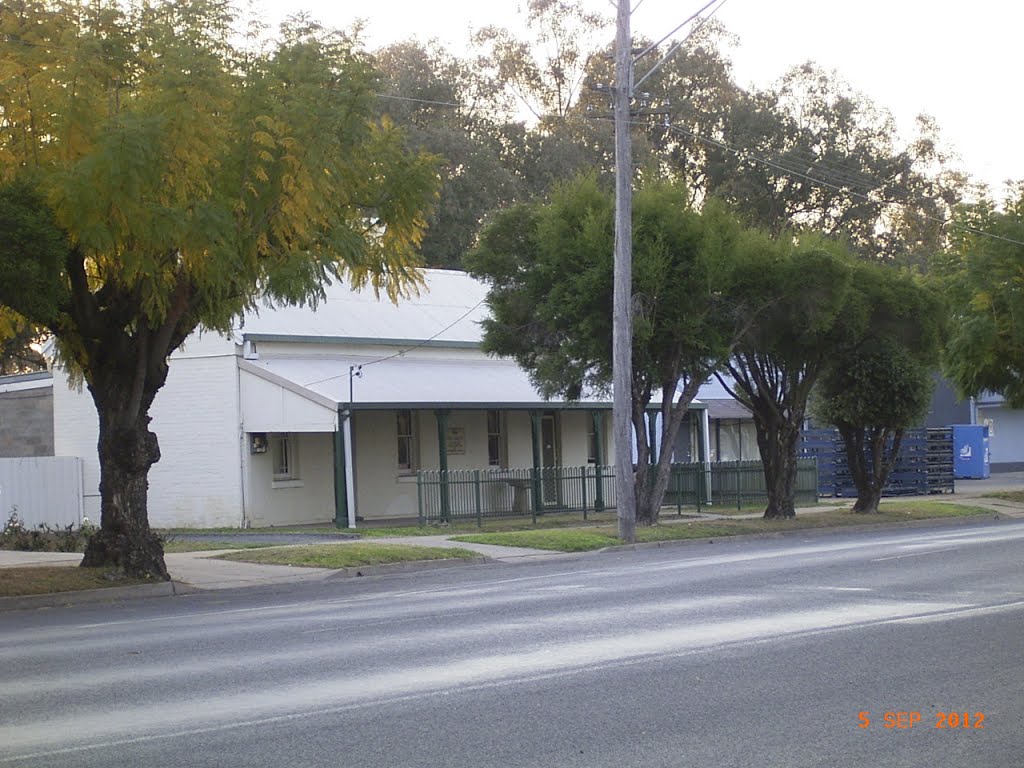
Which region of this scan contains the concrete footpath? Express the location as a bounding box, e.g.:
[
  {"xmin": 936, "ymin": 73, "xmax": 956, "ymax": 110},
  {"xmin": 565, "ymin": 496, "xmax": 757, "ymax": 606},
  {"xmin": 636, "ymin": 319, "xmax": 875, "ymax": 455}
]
[
  {"xmin": 0, "ymin": 536, "xmax": 561, "ymax": 611},
  {"xmin": 2, "ymin": 478, "xmax": 1023, "ymax": 611}
]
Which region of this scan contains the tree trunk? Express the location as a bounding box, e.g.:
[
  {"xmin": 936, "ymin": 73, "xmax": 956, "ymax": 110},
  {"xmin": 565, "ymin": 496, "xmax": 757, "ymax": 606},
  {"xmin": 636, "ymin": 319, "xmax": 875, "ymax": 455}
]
[
  {"xmin": 756, "ymin": 420, "xmax": 799, "ymax": 519},
  {"xmin": 633, "ymin": 376, "xmax": 706, "ymax": 526},
  {"xmin": 635, "ymin": 470, "xmax": 656, "ymax": 526},
  {"xmin": 839, "ymin": 424, "xmax": 872, "ymax": 513},
  {"xmin": 59, "ymin": 254, "xmax": 193, "ymax": 581},
  {"xmin": 633, "ymin": 407, "xmax": 657, "ymax": 526},
  {"xmin": 637, "ymin": 449, "xmax": 677, "ymax": 525},
  {"xmin": 81, "ymin": 396, "xmax": 169, "ymax": 580},
  {"xmin": 852, "ymin": 487, "xmax": 883, "ymax": 514},
  {"xmin": 839, "ymin": 424, "xmax": 904, "ymax": 515}
]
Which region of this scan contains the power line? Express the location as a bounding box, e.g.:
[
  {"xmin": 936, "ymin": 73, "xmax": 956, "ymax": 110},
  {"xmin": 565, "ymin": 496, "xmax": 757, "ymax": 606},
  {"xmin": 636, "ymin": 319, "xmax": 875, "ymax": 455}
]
[
  {"xmin": 376, "ymin": 93, "xmax": 462, "ymax": 109},
  {"xmin": 578, "ymin": 107, "xmax": 1024, "ymax": 248},
  {"xmin": 4, "ymin": 20, "xmax": 1022, "ymax": 247},
  {"xmin": 302, "ymin": 296, "xmax": 487, "ymax": 386},
  {"xmin": 656, "ymin": 119, "xmax": 1024, "ymax": 248},
  {"xmin": 633, "ymin": 0, "xmax": 728, "ymax": 90},
  {"xmin": 633, "ymin": 0, "xmax": 719, "ymax": 63},
  {"xmin": 361, "ymin": 297, "xmax": 486, "ymax": 369}
]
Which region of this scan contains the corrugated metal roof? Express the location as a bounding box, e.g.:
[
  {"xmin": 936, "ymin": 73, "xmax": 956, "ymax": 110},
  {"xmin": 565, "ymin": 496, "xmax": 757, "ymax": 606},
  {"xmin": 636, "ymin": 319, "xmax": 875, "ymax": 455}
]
[
  {"xmin": 702, "ymin": 398, "xmax": 752, "ymax": 420},
  {"xmin": 237, "ymin": 269, "xmax": 489, "ymax": 344},
  {"xmin": 231, "ymin": 269, "xmax": 732, "ymax": 413},
  {"xmin": 0, "ymin": 371, "xmax": 53, "ymax": 394},
  {"xmin": 244, "ymin": 354, "xmax": 612, "ymax": 409}
]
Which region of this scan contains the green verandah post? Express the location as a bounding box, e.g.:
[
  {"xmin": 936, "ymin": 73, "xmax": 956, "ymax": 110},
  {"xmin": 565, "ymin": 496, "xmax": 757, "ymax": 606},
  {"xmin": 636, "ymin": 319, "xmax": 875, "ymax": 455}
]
[
  {"xmin": 581, "ymin": 465, "xmax": 588, "ymax": 521},
  {"xmin": 435, "ymin": 409, "xmax": 451, "ymax": 523},
  {"xmin": 416, "ymin": 471, "xmax": 424, "ymax": 525},
  {"xmin": 474, "ymin": 469, "xmax": 483, "ymax": 528},
  {"xmin": 530, "ymin": 410, "xmax": 542, "ymax": 524},
  {"xmin": 592, "ymin": 410, "xmax": 606, "ymax": 512}
]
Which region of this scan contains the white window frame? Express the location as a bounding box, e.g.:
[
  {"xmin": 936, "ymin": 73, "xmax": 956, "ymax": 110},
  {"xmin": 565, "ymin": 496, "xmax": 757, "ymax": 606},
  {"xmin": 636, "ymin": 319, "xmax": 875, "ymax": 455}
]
[
  {"xmin": 272, "ymin": 433, "xmax": 300, "ymax": 483},
  {"xmin": 587, "ymin": 417, "xmax": 598, "ymax": 465},
  {"xmin": 486, "ymin": 410, "xmax": 505, "ymax": 468}
]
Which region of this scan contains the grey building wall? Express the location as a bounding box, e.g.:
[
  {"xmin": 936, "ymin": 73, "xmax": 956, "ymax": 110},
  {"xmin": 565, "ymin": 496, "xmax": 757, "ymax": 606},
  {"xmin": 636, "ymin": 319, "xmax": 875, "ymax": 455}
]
[
  {"xmin": 0, "ymin": 386, "xmax": 55, "ymax": 457},
  {"xmin": 924, "ymin": 374, "xmax": 973, "ymax": 428},
  {"xmin": 977, "ymin": 401, "xmax": 1024, "ymax": 472}
]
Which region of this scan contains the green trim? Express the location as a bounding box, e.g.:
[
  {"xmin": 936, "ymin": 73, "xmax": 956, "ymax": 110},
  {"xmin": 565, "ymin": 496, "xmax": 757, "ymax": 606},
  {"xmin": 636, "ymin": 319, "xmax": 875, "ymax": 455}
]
[
  {"xmin": 243, "ymin": 333, "xmax": 480, "ymax": 350},
  {"xmin": 344, "ymin": 401, "xmax": 695, "ymax": 412},
  {"xmin": 530, "ymin": 411, "xmax": 543, "ymax": 517},
  {"xmin": 435, "ymin": 410, "xmax": 451, "ymax": 522},
  {"xmin": 592, "ymin": 411, "xmax": 606, "ymax": 512}
]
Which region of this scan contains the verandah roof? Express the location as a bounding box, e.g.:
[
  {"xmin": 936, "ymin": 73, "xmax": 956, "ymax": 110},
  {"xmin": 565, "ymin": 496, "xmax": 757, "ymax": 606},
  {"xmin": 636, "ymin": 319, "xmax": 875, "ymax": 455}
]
[
  {"xmin": 240, "ymin": 354, "xmax": 712, "ymax": 415},
  {"xmin": 240, "ymin": 355, "xmax": 616, "ymax": 411}
]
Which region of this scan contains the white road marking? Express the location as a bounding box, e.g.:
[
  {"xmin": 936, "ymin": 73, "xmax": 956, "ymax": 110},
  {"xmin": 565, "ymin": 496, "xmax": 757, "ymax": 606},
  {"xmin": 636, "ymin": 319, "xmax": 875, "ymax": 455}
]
[{"xmin": 871, "ymin": 546, "xmax": 960, "ymax": 562}]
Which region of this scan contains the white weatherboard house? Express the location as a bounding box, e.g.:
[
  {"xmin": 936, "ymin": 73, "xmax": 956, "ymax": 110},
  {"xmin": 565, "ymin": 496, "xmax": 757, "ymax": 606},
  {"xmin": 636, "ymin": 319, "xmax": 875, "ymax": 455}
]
[{"xmin": 52, "ymin": 269, "xmax": 727, "ymax": 529}]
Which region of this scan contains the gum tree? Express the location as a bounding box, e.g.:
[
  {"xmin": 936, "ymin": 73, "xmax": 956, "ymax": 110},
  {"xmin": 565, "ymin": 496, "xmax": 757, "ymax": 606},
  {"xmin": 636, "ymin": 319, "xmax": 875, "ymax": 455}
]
[
  {"xmin": 466, "ymin": 178, "xmax": 750, "ymax": 525},
  {"xmin": 815, "ymin": 266, "xmax": 944, "ymax": 513},
  {"xmin": 718, "ymin": 237, "xmax": 856, "ymax": 519},
  {"xmin": 0, "ymin": 0, "xmax": 437, "ymax": 578},
  {"xmin": 935, "ymin": 188, "xmax": 1024, "ymax": 405}
]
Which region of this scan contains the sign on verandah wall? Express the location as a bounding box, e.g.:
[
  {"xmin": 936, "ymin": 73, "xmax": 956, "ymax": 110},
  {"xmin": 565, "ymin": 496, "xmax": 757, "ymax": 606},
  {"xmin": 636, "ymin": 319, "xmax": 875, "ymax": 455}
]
[{"xmin": 446, "ymin": 427, "xmax": 466, "ymax": 455}]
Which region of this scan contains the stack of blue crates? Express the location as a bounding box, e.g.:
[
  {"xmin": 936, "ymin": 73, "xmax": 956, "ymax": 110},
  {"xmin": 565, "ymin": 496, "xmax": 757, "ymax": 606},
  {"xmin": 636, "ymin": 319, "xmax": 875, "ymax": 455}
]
[{"xmin": 800, "ymin": 427, "xmax": 954, "ymax": 498}]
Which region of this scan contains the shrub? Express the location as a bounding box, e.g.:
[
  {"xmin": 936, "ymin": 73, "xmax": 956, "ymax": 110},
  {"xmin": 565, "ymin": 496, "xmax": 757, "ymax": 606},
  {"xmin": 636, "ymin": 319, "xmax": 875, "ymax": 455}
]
[{"xmin": 0, "ymin": 510, "xmax": 96, "ymax": 552}]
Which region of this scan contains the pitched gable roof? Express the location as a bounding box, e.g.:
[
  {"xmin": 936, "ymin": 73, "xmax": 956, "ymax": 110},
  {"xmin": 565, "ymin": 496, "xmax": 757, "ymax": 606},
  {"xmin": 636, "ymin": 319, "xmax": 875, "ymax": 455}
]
[{"xmin": 238, "ymin": 269, "xmax": 489, "ymax": 346}]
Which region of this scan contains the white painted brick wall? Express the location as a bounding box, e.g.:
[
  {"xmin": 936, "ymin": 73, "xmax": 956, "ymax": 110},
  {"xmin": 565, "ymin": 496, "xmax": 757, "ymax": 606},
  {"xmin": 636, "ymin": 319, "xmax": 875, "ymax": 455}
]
[
  {"xmin": 52, "ymin": 334, "xmax": 243, "ymax": 528},
  {"xmin": 148, "ymin": 353, "xmax": 242, "ymax": 527}
]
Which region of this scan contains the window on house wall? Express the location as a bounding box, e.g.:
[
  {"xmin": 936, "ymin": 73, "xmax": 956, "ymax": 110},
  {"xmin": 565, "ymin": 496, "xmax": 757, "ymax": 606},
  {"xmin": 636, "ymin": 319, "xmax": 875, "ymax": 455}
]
[
  {"xmin": 587, "ymin": 416, "xmax": 598, "ymax": 464},
  {"xmin": 272, "ymin": 434, "xmax": 299, "ymax": 480},
  {"xmin": 487, "ymin": 410, "xmax": 504, "ymax": 467},
  {"xmin": 740, "ymin": 421, "xmax": 759, "ymax": 461},
  {"xmin": 397, "ymin": 410, "xmax": 418, "ymax": 473},
  {"xmin": 718, "ymin": 420, "xmax": 742, "ymax": 462}
]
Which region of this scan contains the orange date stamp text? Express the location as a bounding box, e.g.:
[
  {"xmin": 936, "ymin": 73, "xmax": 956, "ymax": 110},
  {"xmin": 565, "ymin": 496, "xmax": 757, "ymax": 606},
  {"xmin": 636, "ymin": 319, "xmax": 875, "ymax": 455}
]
[{"xmin": 858, "ymin": 711, "xmax": 986, "ymax": 729}]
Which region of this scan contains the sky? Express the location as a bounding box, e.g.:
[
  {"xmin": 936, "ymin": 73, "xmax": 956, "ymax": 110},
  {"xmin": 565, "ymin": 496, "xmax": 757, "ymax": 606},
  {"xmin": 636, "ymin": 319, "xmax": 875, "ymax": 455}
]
[{"xmin": 255, "ymin": 0, "xmax": 1023, "ymax": 196}]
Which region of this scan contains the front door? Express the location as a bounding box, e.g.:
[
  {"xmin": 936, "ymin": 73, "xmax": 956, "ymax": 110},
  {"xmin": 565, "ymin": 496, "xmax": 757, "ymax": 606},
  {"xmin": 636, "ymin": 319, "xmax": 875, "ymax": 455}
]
[{"xmin": 541, "ymin": 413, "xmax": 560, "ymax": 504}]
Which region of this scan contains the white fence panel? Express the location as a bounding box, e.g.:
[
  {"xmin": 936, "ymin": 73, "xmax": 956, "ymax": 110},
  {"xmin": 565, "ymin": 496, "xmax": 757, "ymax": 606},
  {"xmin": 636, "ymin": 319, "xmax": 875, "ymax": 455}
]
[{"xmin": 0, "ymin": 457, "xmax": 84, "ymax": 529}]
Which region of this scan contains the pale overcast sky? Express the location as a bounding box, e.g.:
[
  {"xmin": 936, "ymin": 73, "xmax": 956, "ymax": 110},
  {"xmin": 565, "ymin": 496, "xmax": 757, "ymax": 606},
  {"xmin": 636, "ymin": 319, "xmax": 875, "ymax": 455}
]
[{"xmin": 257, "ymin": 0, "xmax": 1023, "ymax": 196}]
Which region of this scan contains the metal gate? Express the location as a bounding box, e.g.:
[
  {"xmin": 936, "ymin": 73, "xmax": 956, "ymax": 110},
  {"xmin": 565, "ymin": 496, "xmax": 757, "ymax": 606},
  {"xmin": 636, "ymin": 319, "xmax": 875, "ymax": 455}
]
[{"xmin": 0, "ymin": 457, "xmax": 84, "ymax": 529}]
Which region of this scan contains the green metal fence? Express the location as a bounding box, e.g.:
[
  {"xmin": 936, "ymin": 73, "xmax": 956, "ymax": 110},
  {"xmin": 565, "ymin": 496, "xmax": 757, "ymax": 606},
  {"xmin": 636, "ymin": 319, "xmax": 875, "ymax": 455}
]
[
  {"xmin": 663, "ymin": 459, "xmax": 819, "ymax": 513},
  {"xmin": 416, "ymin": 466, "xmax": 615, "ymax": 525},
  {"xmin": 417, "ymin": 459, "xmax": 818, "ymax": 525}
]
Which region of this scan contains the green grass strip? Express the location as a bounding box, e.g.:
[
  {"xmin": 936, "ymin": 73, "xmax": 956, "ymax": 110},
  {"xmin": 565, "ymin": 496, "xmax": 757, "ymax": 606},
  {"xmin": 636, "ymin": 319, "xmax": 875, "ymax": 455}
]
[
  {"xmin": 981, "ymin": 490, "xmax": 1024, "ymax": 503},
  {"xmin": 452, "ymin": 529, "xmax": 619, "ymax": 552},
  {"xmin": 453, "ymin": 502, "xmax": 995, "ymax": 552},
  {"xmin": 217, "ymin": 543, "xmax": 479, "ymax": 569},
  {"xmin": 161, "ymin": 540, "xmax": 281, "ymax": 553},
  {"xmin": 0, "ymin": 566, "xmax": 153, "ymax": 597}
]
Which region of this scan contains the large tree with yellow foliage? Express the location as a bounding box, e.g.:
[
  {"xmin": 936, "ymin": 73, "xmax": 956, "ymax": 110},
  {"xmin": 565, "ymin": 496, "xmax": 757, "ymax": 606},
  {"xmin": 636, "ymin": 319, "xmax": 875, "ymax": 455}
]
[{"xmin": 0, "ymin": 0, "xmax": 438, "ymax": 579}]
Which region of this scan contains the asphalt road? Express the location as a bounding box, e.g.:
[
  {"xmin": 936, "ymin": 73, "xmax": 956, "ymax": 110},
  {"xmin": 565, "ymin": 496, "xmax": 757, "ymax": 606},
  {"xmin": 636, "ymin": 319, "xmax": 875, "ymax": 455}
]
[{"xmin": 2, "ymin": 519, "xmax": 1023, "ymax": 767}]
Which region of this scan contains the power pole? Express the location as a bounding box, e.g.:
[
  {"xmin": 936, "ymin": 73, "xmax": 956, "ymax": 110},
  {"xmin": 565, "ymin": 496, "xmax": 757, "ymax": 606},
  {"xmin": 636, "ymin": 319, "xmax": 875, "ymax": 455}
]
[{"xmin": 613, "ymin": 0, "xmax": 635, "ymax": 544}]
